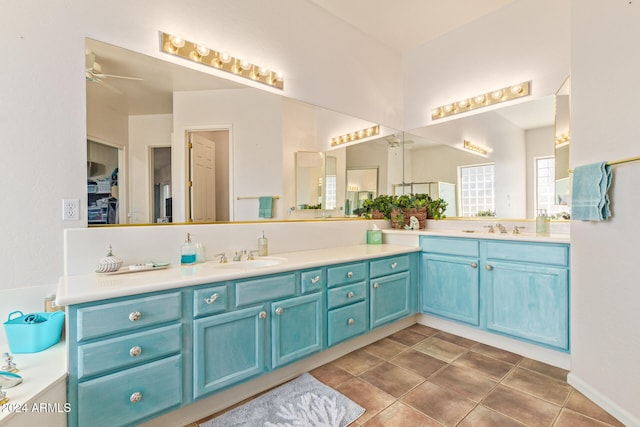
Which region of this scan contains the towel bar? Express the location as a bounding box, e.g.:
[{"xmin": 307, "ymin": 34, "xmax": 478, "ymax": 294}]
[
  {"xmin": 237, "ymin": 196, "xmax": 280, "ymax": 200},
  {"xmin": 569, "ymin": 155, "xmax": 640, "ymax": 173}
]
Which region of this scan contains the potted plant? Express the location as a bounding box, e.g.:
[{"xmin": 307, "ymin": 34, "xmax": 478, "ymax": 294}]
[
  {"xmin": 362, "ymin": 194, "xmax": 394, "ymax": 219},
  {"xmin": 427, "ymin": 198, "xmax": 448, "ymax": 220}
]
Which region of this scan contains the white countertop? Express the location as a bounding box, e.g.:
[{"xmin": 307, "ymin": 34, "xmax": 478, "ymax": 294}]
[
  {"xmin": 383, "ymin": 228, "xmax": 571, "ymax": 244},
  {"xmin": 0, "ymin": 340, "xmax": 67, "ymax": 423},
  {"xmin": 56, "ymin": 244, "xmax": 421, "ymax": 306}
]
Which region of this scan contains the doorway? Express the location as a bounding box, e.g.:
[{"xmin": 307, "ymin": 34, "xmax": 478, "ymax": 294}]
[
  {"xmin": 186, "ymin": 129, "xmax": 231, "ymax": 222},
  {"xmin": 150, "ymin": 146, "xmax": 172, "ymax": 223},
  {"xmin": 87, "ymin": 139, "xmax": 124, "ymax": 224}
]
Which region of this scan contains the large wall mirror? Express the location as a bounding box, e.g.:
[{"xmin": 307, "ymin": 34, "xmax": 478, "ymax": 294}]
[
  {"xmin": 405, "ymin": 88, "xmax": 571, "ymax": 220},
  {"xmin": 85, "ymin": 38, "xmax": 401, "ymax": 226}
]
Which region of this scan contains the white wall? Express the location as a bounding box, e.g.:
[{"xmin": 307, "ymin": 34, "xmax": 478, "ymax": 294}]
[
  {"xmin": 403, "ymin": 0, "xmax": 570, "ymax": 131},
  {"xmin": 128, "ymin": 114, "xmax": 173, "ymax": 223},
  {"xmin": 568, "ymin": 1, "xmax": 640, "ymax": 425},
  {"xmin": 525, "ymin": 126, "xmax": 554, "ymax": 218}
]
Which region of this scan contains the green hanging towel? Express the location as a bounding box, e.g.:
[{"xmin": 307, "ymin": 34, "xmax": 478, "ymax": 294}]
[{"xmin": 258, "ymin": 196, "xmax": 273, "ymax": 218}]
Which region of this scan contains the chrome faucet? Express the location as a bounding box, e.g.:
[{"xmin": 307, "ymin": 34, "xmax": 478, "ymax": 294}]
[
  {"xmin": 248, "ymin": 250, "xmax": 259, "ymax": 260},
  {"xmin": 233, "ymin": 250, "xmax": 248, "ymax": 262},
  {"xmin": 484, "ymin": 225, "xmax": 495, "ymax": 233},
  {"xmin": 495, "ymin": 223, "xmax": 507, "ymax": 234}
]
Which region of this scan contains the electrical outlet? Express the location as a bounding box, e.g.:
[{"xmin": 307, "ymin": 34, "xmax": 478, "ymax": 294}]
[{"xmin": 62, "ymin": 198, "xmax": 80, "ymax": 221}]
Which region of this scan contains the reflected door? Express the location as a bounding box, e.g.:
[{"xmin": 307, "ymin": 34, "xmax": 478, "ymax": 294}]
[{"xmin": 190, "ymin": 133, "xmax": 216, "ymax": 222}]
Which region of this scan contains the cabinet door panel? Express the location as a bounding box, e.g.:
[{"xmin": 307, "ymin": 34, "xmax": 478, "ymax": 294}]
[
  {"xmin": 485, "ymin": 261, "xmax": 569, "ymax": 350},
  {"xmin": 271, "ymin": 293, "xmax": 323, "ymax": 368},
  {"xmin": 327, "ymin": 301, "xmax": 367, "ymax": 346},
  {"xmin": 370, "ymin": 271, "xmax": 411, "ymax": 328},
  {"xmin": 422, "ymin": 253, "xmax": 480, "ymax": 326},
  {"xmin": 193, "ymin": 305, "xmax": 266, "ymax": 398}
]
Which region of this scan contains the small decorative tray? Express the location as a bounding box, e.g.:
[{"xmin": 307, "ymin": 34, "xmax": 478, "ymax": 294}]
[{"xmin": 96, "ymin": 262, "xmax": 170, "ymax": 275}]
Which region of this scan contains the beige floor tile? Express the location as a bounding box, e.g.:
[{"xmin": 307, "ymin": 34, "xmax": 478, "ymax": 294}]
[
  {"xmin": 434, "ymin": 330, "xmax": 478, "ymax": 348},
  {"xmin": 309, "ymin": 363, "xmax": 354, "ymax": 388},
  {"xmin": 471, "ymin": 342, "xmax": 524, "ymax": 364},
  {"xmin": 362, "ymin": 337, "xmax": 408, "ymax": 360},
  {"xmin": 458, "ymin": 405, "xmax": 527, "ymax": 427},
  {"xmin": 519, "ymin": 357, "xmax": 569, "ymax": 382},
  {"xmin": 452, "ymin": 350, "xmax": 515, "ymax": 381},
  {"xmin": 407, "ymin": 323, "xmax": 440, "ymax": 336},
  {"xmin": 402, "ymin": 381, "xmax": 476, "ymax": 427},
  {"xmin": 387, "ymin": 328, "xmax": 430, "ymax": 346},
  {"xmin": 483, "ymin": 385, "xmax": 561, "ymax": 427},
  {"xmin": 363, "ymin": 401, "xmax": 442, "ymax": 427},
  {"xmin": 554, "ymin": 408, "xmax": 618, "ymax": 427},
  {"xmin": 413, "ymin": 336, "xmax": 468, "ymax": 363},
  {"xmin": 502, "ymin": 367, "xmax": 572, "ymax": 406},
  {"xmin": 430, "ymin": 364, "xmax": 497, "ymax": 402},
  {"xmin": 333, "ymin": 348, "xmax": 384, "ymax": 375},
  {"xmin": 564, "ymin": 390, "xmax": 625, "ymax": 427},
  {"xmin": 336, "ymin": 377, "xmax": 396, "ymax": 424},
  {"xmin": 359, "ymin": 362, "xmax": 426, "ymax": 398},
  {"xmin": 389, "ymin": 348, "xmax": 447, "ymax": 378}
]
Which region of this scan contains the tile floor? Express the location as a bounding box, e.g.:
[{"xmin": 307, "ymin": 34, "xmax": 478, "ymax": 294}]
[{"xmin": 195, "ymin": 324, "xmax": 624, "ymax": 427}]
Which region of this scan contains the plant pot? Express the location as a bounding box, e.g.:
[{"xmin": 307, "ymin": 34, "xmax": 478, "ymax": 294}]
[
  {"xmin": 390, "ymin": 209, "xmax": 404, "ymax": 229},
  {"xmin": 403, "ymin": 207, "xmax": 427, "ymax": 229},
  {"xmin": 371, "ymin": 209, "xmax": 385, "ymax": 219}
]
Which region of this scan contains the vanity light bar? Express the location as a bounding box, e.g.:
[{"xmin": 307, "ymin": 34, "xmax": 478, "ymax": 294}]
[
  {"xmin": 432, "ymin": 81, "xmax": 531, "ymax": 120},
  {"xmin": 160, "ymin": 32, "xmax": 284, "ymax": 90},
  {"xmin": 330, "ymin": 125, "xmax": 380, "ymax": 147},
  {"xmin": 463, "ymin": 140, "xmax": 488, "ymax": 155},
  {"xmin": 555, "ymin": 133, "xmax": 570, "ymax": 146}
]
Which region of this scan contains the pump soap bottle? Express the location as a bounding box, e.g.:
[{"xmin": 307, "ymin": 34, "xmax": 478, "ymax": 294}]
[
  {"xmin": 258, "ymin": 230, "xmax": 268, "ymax": 256},
  {"xmin": 181, "ymin": 233, "xmax": 197, "ymax": 265},
  {"xmin": 536, "ymin": 210, "xmax": 549, "ymax": 236}
]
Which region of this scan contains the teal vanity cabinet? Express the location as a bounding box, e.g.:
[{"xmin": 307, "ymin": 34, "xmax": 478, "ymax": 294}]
[
  {"xmin": 193, "ymin": 271, "xmax": 325, "ymax": 399},
  {"xmin": 421, "ymin": 238, "xmax": 480, "ymax": 326},
  {"xmin": 370, "ymin": 254, "xmax": 415, "ymax": 328},
  {"xmin": 483, "ymin": 240, "xmax": 570, "ymax": 350},
  {"xmin": 420, "ymin": 236, "xmax": 570, "ymax": 352},
  {"xmin": 326, "ymin": 261, "xmax": 368, "ymax": 346},
  {"xmin": 67, "ymin": 292, "xmax": 184, "ymax": 427}
]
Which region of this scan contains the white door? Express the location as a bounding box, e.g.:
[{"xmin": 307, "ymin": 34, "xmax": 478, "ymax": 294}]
[{"xmin": 190, "ymin": 133, "xmax": 216, "ymax": 222}]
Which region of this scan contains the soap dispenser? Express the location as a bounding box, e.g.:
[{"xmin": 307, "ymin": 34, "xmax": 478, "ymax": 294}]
[
  {"xmin": 181, "ymin": 233, "xmax": 197, "ymax": 265},
  {"xmin": 258, "ymin": 230, "xmax": 268, "ymax": 256},
  {"xmin": 536, "ymin": 209, "xmax": 549, "ymax": 236}
]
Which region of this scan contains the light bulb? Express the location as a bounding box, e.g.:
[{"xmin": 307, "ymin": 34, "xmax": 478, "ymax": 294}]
[
  {"xmin": 195, "ymin": 44, "xmax": 210, "ymax": 57},
  {"xmin": 443, "ymin": 104, "xmax": 454, "ymax": 113},
  {"xmin": 170, "ymin": 34, "xmax": 186, "ymax": 49},
  {"xmin": 239, "ymin": 59, "xmax": 251, "ymax": 71},
  {"xmin": 510, "ymin": 84, "xmax": 523, "ymax": 94},
  {"xmin": 274, "ymin": 71, "xmax": 284, "ymax": 82},
  {"xmin": 258, "ymin": 66, "xmax": 270, "ymax": 77},
  {"xmin": 219, "ymin": 51, "xmax": 231, "ymax": 64},
  {"xmin": 491, "ymin": 90, "xmax": 503, "ymax": 100},
  {"xmin": 432, "ymin": 108, "xmax": 441, "ymax": 117},
  {"xmin": 457, "ymin": 99, "xmax": 469, "ymax": 108},
  {"xmin": 474, "ymin": 95, "xmax": 486, "ymax": 104}
]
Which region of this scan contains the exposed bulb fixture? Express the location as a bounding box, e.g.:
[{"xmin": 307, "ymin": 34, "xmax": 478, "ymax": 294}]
[
  {"xmin": 463, "ymin": 140, "xmax": 489, "ymax": 155},
  {"xmin": 431, "ymin": 81, "xmax": 530, "ymax": 120},
  {"xmin": 330, "ymin": 125, "xmax": 380, "ymax": 147},
  {"xmin": 160, "ymin": 31, "xmax": 284, "ymax": 89}
]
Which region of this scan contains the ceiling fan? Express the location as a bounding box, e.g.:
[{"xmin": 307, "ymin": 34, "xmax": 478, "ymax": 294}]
[{"xmin": 85, "ymin": 50, "xmax": 142, "ymax": 93}]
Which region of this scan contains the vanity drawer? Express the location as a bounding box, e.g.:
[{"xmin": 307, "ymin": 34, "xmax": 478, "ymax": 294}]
[
  {"xmin": 485, "ymin": 241, "xmax": 569, "ymax": 267},
  {"xmin": 327, "ymin": 282, "xmax": 366, "ymax": 309},
  {"xmin": 235, "ymin": 273, "xmax": 296, "ymax": 307},
  {"xmin": 77, "ymin": 355, "xmax": 182, "ymax": 427},
  {"xmin": 76, "ymin": 292, "xmax": 182, "ymax": 342},
  {"xmin": 301, "ymin": 269, "xmax": 324, "ymax": 294},
  {"xmin": 327, "ymin": 262, "xmax": 367, "ymax": 288},
  {"xmin": 370, "ymin": 255, "xmax": 410, "ymax": 278},
  {"xmin": 77, "ymin": 324, "xmax": 181, "ymax": 379},
  {"xmin": 194, "ymin": 284, "xmax": 228, "ymax": 317},
  {"xmin": 327, "ymin": 301, "xmax": 367, "ymax": 346},
  {"xmin": 421, "ymin": 236, "xmax": 479, "ymax": 257}
]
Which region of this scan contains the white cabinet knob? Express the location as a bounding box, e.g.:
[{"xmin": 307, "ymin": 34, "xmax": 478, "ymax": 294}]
[
  {"xmin": 128, "ymin": 311, "xmax": 141, "ymax": 322},
  {"xmin": 485, "ymin": 265, "xmax": 493, "ymax": 271},
  {"xmin": 470, "ymin": 262, "xmax": 478, "ymax": 268},
  {"xmin": 311, "ymin": 276, "xmax": 321, "ymax": 284},
  {"xmin": 129, "ymin": 346, "xmax": 142, "ymax": 357},
  {"xmin": 347, "ymin": 271, "xmax": 353, "ymax": 278},
  {"xmin": 275, "ymin": 307, "xmax": 283, "ymax": 315},
  {"xmin": 347, "ymin": 318, "xmax": 355, "ymax": 325},
  {"xmin": 347, "ymin": 291, "xmax": 354, "ymax": 298},
  {"xmin": 259, "ymin": 311, "xmax": 267, "ymax": 319},
  {"xmin": 373, "ymin": 283, "xmax": 379, "ymax": 289},
  {"xmin": 391, "ymin": 262, "xmax": 398, "ymax": 269},
  {"xmin": 130, "ymin": 392, "xmax": 142, "ymax": 403}
]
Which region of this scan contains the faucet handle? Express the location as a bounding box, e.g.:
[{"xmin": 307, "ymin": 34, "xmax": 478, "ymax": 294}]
[
  {"xmin": 483, "ymin": 225, "xmax": 495, "ymax": 233},
  {"xmin": 214, "ymin": 252, "xmax": 228, "ymax": 263},
  {"xmin": 513, "ymin": 226, "xmax": 526, "ymax": 234},
  {"xmin": 248, "ymin": 250, "xmax": 259, "ymax": 260}
]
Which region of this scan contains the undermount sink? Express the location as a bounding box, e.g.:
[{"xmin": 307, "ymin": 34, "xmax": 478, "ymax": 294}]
[{"xmin": 214, "ymin": 257, "xmax": 287, "ymax": 269}]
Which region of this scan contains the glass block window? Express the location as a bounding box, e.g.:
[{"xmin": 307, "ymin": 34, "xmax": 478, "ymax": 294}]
[
  {"xmin": 325, "ymin": 175, "xmax": 337, "ymax": 209},
  {"xmin": 536, "ymin": 156, "xmax": 568, "ymax": 217},
  {"xmin": 460, "ymin": 163, "xmax": 495, "ymax": 217}
]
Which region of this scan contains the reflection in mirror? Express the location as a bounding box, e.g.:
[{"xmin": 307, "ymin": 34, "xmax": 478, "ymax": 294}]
[
  {"xmin": 554, "ymin": 76, "xmax": 571, "ymax": 206},
  {"xmin": 406, "ymin": 95, "xmax": 572, "ymax": 219},
  {"xmin": 295, "ymin": 151, "xmax": 324, "ymax": 209},
  {"xmin": 87, "ymin": 139, "xmax": 122, "ymax": 224},
  {"xmin": 151, "ymin": 147, "xmax": 172, "ymax": 223},
  {"xmin": 86, "ymin": 38, "xmax": 402, "ymax": 225},
  {"xmin": 346, "ymin": 168, "xmax": 378, "ymax": 216}
]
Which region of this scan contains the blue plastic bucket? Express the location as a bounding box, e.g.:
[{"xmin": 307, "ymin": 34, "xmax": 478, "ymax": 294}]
[{"xmin": 3, "ymin": 310, "xmax": 65, "ymax": 353}]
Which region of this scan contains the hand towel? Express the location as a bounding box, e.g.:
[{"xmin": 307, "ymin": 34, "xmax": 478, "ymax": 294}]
[
  {"xmin": 258, "ymin": 196, "xmax": 273, "ymax": 219},
  {"xmin": 571, "ymin": 161, "xmax": 612, "ymax": 221}
]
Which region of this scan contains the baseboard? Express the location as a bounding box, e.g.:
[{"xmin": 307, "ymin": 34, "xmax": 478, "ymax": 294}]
[
  {"xmin": 416, "ymin": 314, "xmax": 572, "ymax": 369},
  {"xmin": 567, "ymin": 373, "xmax": 640, "ymax": 427}
]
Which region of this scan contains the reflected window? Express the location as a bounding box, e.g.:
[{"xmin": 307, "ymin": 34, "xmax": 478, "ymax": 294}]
[
  {"xmin": 536, "ymin": 156, "xmax": 568, "ymax": 217},
  {"xmin": 460, "ymin": 164, "xmax": 495, "ymax": 217}
]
